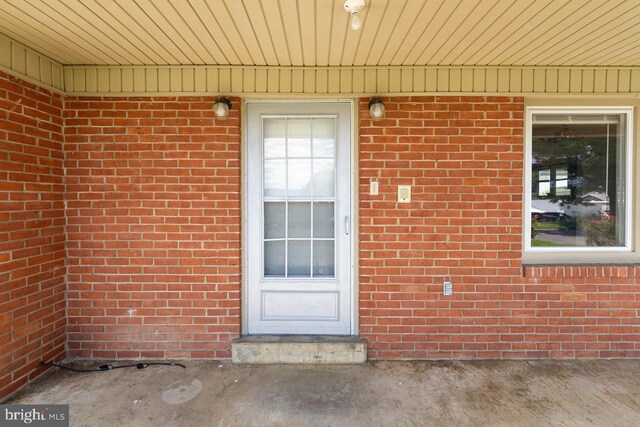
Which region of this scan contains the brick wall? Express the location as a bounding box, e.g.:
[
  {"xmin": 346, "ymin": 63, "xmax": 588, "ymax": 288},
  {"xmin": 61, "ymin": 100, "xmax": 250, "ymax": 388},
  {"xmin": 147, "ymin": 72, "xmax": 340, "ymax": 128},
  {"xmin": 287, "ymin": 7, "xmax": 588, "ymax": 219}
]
[
  {"xmin": 0, "ymin": 71, "xmax": 66, "ymax": 397},
  {"xmin": 64, "ymin": 96, "xmax": 241, "ymax": 359},
  {"xmin": 359, "ymin": 96, "xmax": 640, "ymax": 359}
]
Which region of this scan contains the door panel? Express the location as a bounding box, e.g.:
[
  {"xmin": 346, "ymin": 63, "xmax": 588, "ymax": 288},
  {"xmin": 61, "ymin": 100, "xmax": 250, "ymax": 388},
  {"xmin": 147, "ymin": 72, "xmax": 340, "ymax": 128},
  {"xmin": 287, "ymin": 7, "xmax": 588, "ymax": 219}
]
[{"xmin": 246, "ymin": 102, "xmax": 352, "ymax": 335}]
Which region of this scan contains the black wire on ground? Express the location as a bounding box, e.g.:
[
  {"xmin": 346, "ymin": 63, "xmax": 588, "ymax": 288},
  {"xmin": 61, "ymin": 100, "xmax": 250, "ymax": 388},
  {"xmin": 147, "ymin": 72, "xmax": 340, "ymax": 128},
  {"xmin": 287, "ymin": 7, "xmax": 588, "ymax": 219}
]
[{"xmin": 39, "ymin": 361, "xmax": 186, "ymax": 372}]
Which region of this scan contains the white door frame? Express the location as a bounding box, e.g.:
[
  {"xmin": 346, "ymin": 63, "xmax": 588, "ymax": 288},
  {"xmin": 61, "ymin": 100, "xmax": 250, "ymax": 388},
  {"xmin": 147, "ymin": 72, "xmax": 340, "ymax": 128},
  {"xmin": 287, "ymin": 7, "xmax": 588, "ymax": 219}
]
[{"xmin": 241, "ymin": 99, "xmax": 358, "ymax": 336}]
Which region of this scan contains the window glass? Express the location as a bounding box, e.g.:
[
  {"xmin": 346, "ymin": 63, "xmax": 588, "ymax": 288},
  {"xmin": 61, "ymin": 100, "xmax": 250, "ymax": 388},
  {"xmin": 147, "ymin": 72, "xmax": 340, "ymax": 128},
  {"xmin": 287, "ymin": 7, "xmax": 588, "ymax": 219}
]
[{"xmin": 529, "ymin": 112, "xmax": 627, "ymax": 249}]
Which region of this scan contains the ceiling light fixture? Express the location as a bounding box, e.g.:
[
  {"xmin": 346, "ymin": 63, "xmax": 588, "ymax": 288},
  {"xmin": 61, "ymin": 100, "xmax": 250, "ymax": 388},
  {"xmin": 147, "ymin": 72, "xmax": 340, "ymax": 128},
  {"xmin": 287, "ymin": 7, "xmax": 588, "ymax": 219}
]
[
  {"xmin": 344, "ymin": 0, "xmax": 365, "ymax": 31},
  {"xmin": 213, "ymin": 97, "xmax": 232, "ymax": 119},
  {"xmin": 368, "ymin": 98, "xmax": 385, "ymax": 120}
]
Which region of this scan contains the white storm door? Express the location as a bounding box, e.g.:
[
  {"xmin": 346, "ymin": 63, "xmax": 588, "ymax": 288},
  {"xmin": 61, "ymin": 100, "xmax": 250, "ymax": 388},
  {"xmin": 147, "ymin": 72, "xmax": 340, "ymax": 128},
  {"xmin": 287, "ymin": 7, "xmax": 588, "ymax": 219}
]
[{"xmin": 246, "ymin": 102, "xmax": 352, "ymax": 335}]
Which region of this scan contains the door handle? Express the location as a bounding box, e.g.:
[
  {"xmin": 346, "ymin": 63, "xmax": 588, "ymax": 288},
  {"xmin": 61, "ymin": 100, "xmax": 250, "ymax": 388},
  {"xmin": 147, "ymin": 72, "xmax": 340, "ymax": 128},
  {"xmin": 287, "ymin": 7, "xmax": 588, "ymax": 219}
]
[{"xmin": 345, "ymin": 216, "xmax": 350, "ymax": 235}]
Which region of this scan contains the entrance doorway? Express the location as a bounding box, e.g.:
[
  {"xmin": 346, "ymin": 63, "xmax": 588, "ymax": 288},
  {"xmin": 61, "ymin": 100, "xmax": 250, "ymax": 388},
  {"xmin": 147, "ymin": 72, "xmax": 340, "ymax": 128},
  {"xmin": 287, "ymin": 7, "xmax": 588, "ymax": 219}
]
[{"xmin": 245, "ymin": 102, "xmax": 353, "ymax": 335}]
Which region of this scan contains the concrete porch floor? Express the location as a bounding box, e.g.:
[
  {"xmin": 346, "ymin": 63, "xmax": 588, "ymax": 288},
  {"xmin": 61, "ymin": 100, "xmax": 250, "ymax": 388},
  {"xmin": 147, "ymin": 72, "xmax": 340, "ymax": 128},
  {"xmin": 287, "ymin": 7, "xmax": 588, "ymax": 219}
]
[{"xmin": 4, "ymin": 360, "xmax": 640, "ymax": 426}]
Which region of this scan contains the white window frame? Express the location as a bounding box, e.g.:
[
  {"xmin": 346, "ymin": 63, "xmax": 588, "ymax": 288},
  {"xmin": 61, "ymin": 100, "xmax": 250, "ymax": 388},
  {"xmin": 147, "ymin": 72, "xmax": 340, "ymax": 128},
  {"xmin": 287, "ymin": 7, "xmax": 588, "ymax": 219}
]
[{"xmin": 524, "ymin": 106, "xmax": 634, "ymax": 255}]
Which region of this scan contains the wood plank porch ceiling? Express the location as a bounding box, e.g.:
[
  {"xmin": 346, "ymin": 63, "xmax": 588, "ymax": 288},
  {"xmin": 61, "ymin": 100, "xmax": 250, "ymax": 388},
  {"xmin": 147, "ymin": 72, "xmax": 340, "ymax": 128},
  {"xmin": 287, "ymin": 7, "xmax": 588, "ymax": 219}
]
[{"xmin": 1, "ymin": 0, "xmax": 640, "ymax": 68}]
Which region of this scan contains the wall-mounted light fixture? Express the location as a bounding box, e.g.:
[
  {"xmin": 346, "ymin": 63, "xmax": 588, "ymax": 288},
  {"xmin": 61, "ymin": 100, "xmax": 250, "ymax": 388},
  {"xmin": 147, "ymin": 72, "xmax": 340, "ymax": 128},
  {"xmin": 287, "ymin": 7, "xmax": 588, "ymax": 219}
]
[
  {"xmin": 368, "ymin": 98, "xmax": 385, "ymax": 120},
  {"xmin": 344, "ymin": 0, "xmax": 365, "ymax": 31},
  {"xmin": 213, "ymin": 97, "xmax": 232, "ymax": 119}
]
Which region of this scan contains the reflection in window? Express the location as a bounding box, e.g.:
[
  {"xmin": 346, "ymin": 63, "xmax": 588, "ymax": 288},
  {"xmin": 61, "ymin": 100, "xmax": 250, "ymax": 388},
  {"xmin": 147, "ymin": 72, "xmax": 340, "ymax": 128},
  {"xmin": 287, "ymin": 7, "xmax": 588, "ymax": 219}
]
[{"xmin": 530, "ymin": 112, "xmax": 627, "ymax": 249}]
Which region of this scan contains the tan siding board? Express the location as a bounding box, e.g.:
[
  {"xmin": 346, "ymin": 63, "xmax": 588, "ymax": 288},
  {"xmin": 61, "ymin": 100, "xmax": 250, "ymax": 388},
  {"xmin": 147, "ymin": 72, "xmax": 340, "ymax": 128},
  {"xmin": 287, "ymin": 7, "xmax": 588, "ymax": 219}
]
[
  {"xmin": 533, "ymin": 69, "xmax": 546, "ymax": 92},
  {"xmin": 219, "ymin": 68, "xmax": 231, "ymax": 92},
  {"xmin": 40, "ymin": 58, "xmax": 52, "ymax": 86},
  {"xmin": 631, "ymin": 70, "xmax": 640, "ymax": 92},
  {"xmin": 328, "ymin": 69, "xmax": 340, "ymax": 93},
  {"xmin": 509, "ymin": 0, "xmax": 610, "ymax": 66},
  {"xmin": 569, "ymin": 69, "xmax": 582, "ymax": 93},
  {"xmin": 196, "ymin": 1, "xmax": 244, "ymax": 64},
  {"xmin": 352, "ymin": 68, "xmax": 364, "ymax": 93},
  {"xmin": 315, "ymin": 69, "xmax": 328, "ymax": 93},
  {"xmin": 73, "ymin": 69, "xmax": 85, "ymax": 92},
  {"xmin": 364, "ymin": 69, "xmax": 377, "ymax": 93},
  {"xmin": 424, "ymin": 68, "xmax": 437, "ymax": 92},
  {"xmin": 606, "ymin": 69, "xmax": 619, "ymax": 93},
  {"xmin": 183, "ymin": 68, "xmax": 195, "ymax": 92},
  {"xmin": 545, "ymin": 69, "xmax": 557, "ymax": 93},
  {"xmin": 279, "ymin": 0, "xmax": 304, "ymax": 66},
  {"xmin": 509, "ymin": 69, "xmax": 521, "ymax": 92},
  {"xmin": 473, "ymin": 69, "xmax": 485, "ymax": 92},
  {"xmin": 54, "ymin": 65, "xmax": 640, "ymax": 95},
  {"xmin": 304, "ymin": 69, "xmax": 316, "ymax": 93},
  {"xmin": 461, "ymin": 68, "xmax": 474, "ymax": 92},
  {"xmin": 11, "ymin": 44, "xmax": 26, "ymax": 74},
  {"xmin": 484, "ymin": 0, "xmax": 566, "ymax": 65},
  {"xmin": 121, "ymin": 68, "xmax": 133, "ymax": 92},
  {"xmin": 485, "ymin": 68, "xmax": 498, "ymax": 92},
  {"xmin": 231, "ymin": 68, "xmax": 243, "ymax": 93},
  {"xmin": 291, "ymin": 68, "xmax": 304, "ymax": 93},
  {"xmin": 157, "ymin": 68, "xmax": 170, "ymax": 92},
  {"xmin": 383, "ymin": 0, "xmax": 430, "ymax": 65},
  {"xmin": 594, "ymin": 69, "xmax": 607, "ymax": 93},
  {"xmin": 389, "ymin": 69, "xmax": 401, "ymax": 93},
  {"xmin": 267, "ymin": 68, "xmax": 279, "ymax": 92},
  {"xmin": 401, "ymin": 68, "xmax": 413, "ymax": 92},
  {"xmin": 557, "ymin": 69, "xmax": 570, "ymax": 93},
  {"xmin": 403, "ymin": 0, "xmax": 458, "ymax": 65},
  {"xmin": 618, "ymin": 69, "xmax": 631, "ymax": 92},
  {"xmin": 497, "ymin": 68, "xmax": 509, "ymax": 92},
  {"xmin": 207, "ymin": 0, "xmax": 254, "ymax": 64},
  {"xmin": 436, "ymin": 68, "xmax": 448, "ymax": 92},
  {"xmin": 194, "ymin": 68, "xmax": 206, "ymax": 92},
  {"xmin": 63, "ymin": 69, "xmax": 73, "ymax": 92},
  {"xmin": 243, "ymin": 0, "xmax": 278, "ymax": 65},
  {"xmin": 297, "ymin": 0, "xmax": 316, "ymax": 66},
  {"xmin": 428, "ymin": 0, "xmax": 499, "ymax": 65},
  {"xmin": 255, "ymin": 68, "xmax": 267, "ymax": 92},
  {"xmin": 133, "ymin": 67, "xmax": 147, "ymax": 92},
  {"xmin": 328, "ymin": 1, "xmax": 348, "ymax": 66},
  {"xmin": 542, "ymin": 1, "xmax": 640, "ymax": 66},
  {"xmin": 206, "ymin": 68, "xmax": 219, "ymax": 92},
  {"xmin": 243, "ymin": 68, "xmax": 255, "ymax": 93},
  {"xmin": 85, "ymin": 68, "xmax": 97, "ymax": 92},
  {"xmin": 581, "ymin": 69, "xmax": 594, "ymax": 93},
  {"xmin": 353, "ymin": 0, "xmax": 392, "ymax": 66},
  {"xmin": 0, "ymin": 37, "xmax": 10, "ymax": 68},
  {"xmin": 377, "ymin": 68, "xmax": 389, "ymax": 92},
  {"xmin": 413, "ymin": 68, "xmax": 425, "ymax": 92},
  {"xmin": 25, "ymin": 50, "xmax": 39, "ymax": 79},
  {"xmin": 314, "ymin": 0, "xmax": 333, "ymax": 66},
  {"xmin": 110, "ymin": 68, "xmax": 122, "ymax": 92},
  {"xmin": 279, "ymin": 68, "xmax": 292, "ymax": 93}
]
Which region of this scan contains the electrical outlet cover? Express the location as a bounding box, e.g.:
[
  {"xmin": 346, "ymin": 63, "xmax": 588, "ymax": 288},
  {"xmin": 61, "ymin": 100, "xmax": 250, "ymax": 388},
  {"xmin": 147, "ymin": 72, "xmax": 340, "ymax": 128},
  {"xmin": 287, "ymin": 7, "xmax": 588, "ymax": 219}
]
[
  {"xmin": 370, "ymin": 181, "xmax": 379, "ymax": 195},
  {"xmin": 398, "ymin": 185, "xmax": 411, "ymax": 203}
]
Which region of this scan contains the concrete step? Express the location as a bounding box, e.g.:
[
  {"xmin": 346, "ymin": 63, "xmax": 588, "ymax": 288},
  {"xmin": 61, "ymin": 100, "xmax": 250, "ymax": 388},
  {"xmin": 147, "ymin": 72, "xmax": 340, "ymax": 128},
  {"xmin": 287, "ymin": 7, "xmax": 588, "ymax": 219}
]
[{"xmin": 231, "ymin": 335, "xmax": 367, "ymax": 364}]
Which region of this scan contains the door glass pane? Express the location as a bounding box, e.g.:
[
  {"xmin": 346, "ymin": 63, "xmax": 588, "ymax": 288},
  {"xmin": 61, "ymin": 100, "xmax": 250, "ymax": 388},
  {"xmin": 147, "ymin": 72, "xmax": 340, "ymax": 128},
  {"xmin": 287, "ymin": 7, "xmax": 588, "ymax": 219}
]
[
  {"xmin": 288, "ymin": 202, "xmax": 311, "ymax": 238},
  {"xmin": 264, "ymin": 202, "xmax": 285, "ymax": 239},
  {"xmin": 265, "ymin": 241, "xmax": 285, "ymax": 276},
  {"xmin": 313, "ymin": 118, "xmax": 335, "ymax": 157},
  {"xmin": 313, "ymin": 159, "xmax": 335, "ymax": 197},
  {"xmin": 263, "ymin": 116, "xmax": 339, "ymax": 279},
  {"xmin": 264, "ymin": 119, "xmax": 286, "ymax": 158},
  {"xmin": 264, "ymin": 159, "xmax": 286, "ymax": 197},
  {"xmin": 288, "ymin": 241, "xmax": 311, "ymax": 277},
  {"xmin": 313, "ymin": 202, "xmax": 334, "ymax": 238},
  {"xmin": 288, "ymin": 159, "xmax": 312, "ymax": 197},
  {"xmin": 287, "ymin": 119, "xmax": 311, "ymax": 157},
  {"xmin": 313, "ymin": 240, "xmax": 335, "ymax": 277}
]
